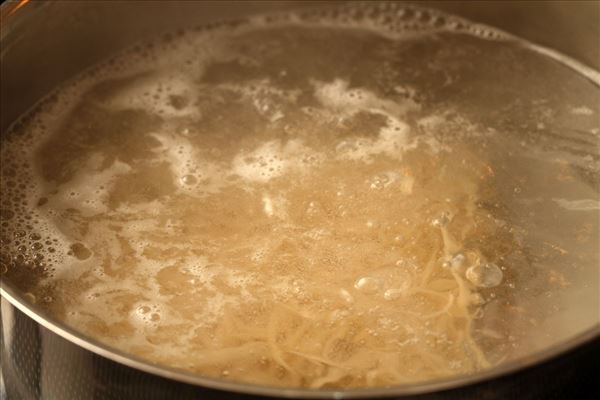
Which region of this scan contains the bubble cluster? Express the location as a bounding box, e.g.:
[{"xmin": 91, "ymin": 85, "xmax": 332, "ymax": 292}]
[
  {"xmin": 288, "ymin": 2, "xmax": 510, "ymax": 42},
  {"xmin": 131, "ymin": 302, "xmax": 164, "ymax": 329}
]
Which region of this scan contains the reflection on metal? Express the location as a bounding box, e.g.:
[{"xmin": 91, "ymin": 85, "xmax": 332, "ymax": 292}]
[
  {"xmin": 2, "ymin": 281, "xmax": 600, "ymax": 398},
  {"xmin": 3, "ymin": 0, "xmax": 31, "ymax": 18}
]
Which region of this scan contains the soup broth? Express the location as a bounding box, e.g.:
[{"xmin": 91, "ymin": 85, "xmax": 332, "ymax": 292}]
[{"xmin": 1, "ymin": 3, "xmax": 599, "ymax": 388}]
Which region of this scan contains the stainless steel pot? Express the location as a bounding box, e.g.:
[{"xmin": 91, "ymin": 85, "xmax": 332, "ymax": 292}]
[{"xmin": 1, "ymin": 1, "xmax": 599, "ymax": 399}]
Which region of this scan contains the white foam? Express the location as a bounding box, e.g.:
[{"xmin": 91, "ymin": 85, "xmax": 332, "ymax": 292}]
[
  {"xmin": 231, "ymin": 139, "xmax": 322, "ymax": 183},
  {"xmin": 570, "ymin": 106, "xmax": 594, "ymax": 116},
  {"xmin": 334, "ymin": 116, "xmax": 415, "ymax": 162},
  {"xmin": 262, "ymin": 193, "xmax": 288, "ymax": 219},
  {"xmin": 150, "ymin": 132, "xmax": 198, "ymax": 177},
  {"xmin": 313, "ymin": 78, "xmax": 419, "ymax": 117},
  {"xmin": 46, "ymin": 155, "xmax": 131, "ymax": 217},
  {"xmin": 130, "ymin": 302, "xmax": 164, "ymax": 329},
  {"xmin": 312, "ymin": 79, "xmax": 427, "ymax": 162},
  {"xmin": 106, "ymin": 73, "xmax": 200, "ymax": 118},
  {"xmin": 149, "ymin": 131, "xmax": 234, "ymax": 195},
  {"xmin": 552, "ymin": 198, "xmax": 600, "ymax": 211},
  {"xmin": 221, "ymin": 79, "xmax": 301, "ymax": 122}
]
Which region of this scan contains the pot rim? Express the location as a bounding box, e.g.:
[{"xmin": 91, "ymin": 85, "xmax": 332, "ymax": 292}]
[
  {"xmin": 1, "ymin": 0, "xmax": 599, "ymax": 398},
  {"xmin": 2, "ymin": 282, "xmax": 599, "ymax": 398}
]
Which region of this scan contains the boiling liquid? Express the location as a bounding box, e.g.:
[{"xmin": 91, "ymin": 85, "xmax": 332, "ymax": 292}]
[{"xmin": 1, "ymin": 4, "xmax": 599, "ymax": 388}]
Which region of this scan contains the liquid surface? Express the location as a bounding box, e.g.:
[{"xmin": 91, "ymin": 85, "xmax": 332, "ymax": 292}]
[{"xmin": 1, "ymin": 3, "xmax": 599, "ymax": 389}]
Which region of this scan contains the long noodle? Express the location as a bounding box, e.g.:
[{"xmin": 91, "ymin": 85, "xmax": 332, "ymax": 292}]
[{"xmin": 177, "ymin": 176, "xmax": 496, "ymax": 388}]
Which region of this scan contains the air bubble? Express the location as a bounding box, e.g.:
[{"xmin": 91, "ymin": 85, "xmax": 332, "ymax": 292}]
[
  {"xmin": 339, "ymin": 289, "xmax": 354, "ymax": 304},
  {"xmin": 466, "ymin": 262, "xmax": 503, "ymax": 288},
  {"xmin": 471, "ymin": 293, "xmax": 485, "ymax": 305},
  {"xmin": 181, "ymin": 174, "xmax": 197, "ymax": 185},
  {"xmin": 131, "ymin": 302, "xmax": 163, "ymax": 328},
  {"xmin": 23, "ymin": 292, "xmax": 36, "ymax": 303},
  {"xmin": 365, "ymin": 220, "xmax": 379, "ymax": 228},
  {"xmin": 369, "ymin": 173, "xmax": 392, "ymax": 190},
  {"xmin": 354, "ymin": 277, "xmax": 382, "ymax": 294},
  {"xmin": 29, "ymin": 233, "xmax": 41, "ymax": 241},
  {"xmin": 0, "ymin": 209, "xmax": 15, "ymax": 220},
  {"xmin": 383, "ymin": 288, "xmax": 405, "ymax": 300},
  {"xmin": 443, "ymin": 253, "xmax": 466, "ymax": 269},
  {"xmin": 452, "ymin": 253, "xmax": 466, "ymax": 266},
  {"xmin": 431, "ymin": 212, "xmax": 451, "ymax": 228},
  {"xmin": 70, "ymin": 243, "xmax": 92, "ymax": 260}
]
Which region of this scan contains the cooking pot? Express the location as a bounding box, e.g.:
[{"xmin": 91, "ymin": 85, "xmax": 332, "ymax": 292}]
[{"xmin": 1, "ymin": 1, "xmax": 599, "ymax": 399}]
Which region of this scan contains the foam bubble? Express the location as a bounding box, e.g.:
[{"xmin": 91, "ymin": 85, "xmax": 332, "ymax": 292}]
[
  {"xmin": 552, "ymin": 198, "xmax": 600, "ymax": 211},
  {"xmin": 107, "ymin": 73, "xmax": 200, "ymax": 118},
  {"xmin": 130, "ymin": 302, "xmax": 164, "ymax": 329},
  {"xmin": 313, "ymin": 78, "xmax": 418, "ymax": 117},
  {"xmin": 354, "ymin": 276, "xmax": 382, "ymax": 294},
  {"xmin": 49, "ymin": 156, "xmax": 132, "ymax": 216},
  {"xmin": 466, "ymin": 262, "xmax": 503, "ymax": 288},
  {"xmin": 232, "ymin": 139, "xmax": 322, "ymax": 183}
]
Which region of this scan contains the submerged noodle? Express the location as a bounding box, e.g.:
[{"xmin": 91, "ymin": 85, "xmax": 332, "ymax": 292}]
[{"xmin": 169, "ymin": 174, "xmax": 497, "ymax": 387}]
